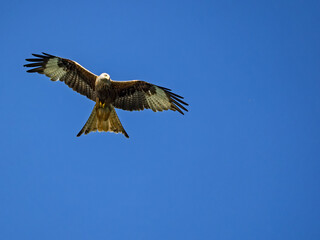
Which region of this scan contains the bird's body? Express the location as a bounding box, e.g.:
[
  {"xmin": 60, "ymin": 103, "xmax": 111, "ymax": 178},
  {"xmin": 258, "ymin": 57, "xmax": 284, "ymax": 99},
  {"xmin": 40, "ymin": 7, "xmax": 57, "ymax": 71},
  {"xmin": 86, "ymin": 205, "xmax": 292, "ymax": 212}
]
[
  {"xmin": 24, "ymin": 53, "xmax": 188, "ymax": 138},
  {"xmin": 95, "ymin": 73, "xmax": 112, "ymax": 104}
]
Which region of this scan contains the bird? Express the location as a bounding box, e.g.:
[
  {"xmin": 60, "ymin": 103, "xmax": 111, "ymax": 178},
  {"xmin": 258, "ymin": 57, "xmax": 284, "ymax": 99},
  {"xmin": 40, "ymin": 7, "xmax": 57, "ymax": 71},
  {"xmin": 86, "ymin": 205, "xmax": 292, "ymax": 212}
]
[{"xmin": 24, "ymin": 53, "xmax": 188, "ymax": 138}]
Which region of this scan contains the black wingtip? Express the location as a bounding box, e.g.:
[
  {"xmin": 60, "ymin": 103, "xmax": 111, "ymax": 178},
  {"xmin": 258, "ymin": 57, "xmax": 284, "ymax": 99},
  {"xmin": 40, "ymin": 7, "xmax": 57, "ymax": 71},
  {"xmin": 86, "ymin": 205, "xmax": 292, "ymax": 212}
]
[
  {"xmin": 31, "ymin": 53, "xmax": 45, "ymax": 58},
  {"xmin": 173, "ymin": 105, "xmax": 184, "ymax": 115},
  {"xmin": 156, "ymin": 85, "xmax": 189, "ymax": 113},
  {"xmin": 157, "ymin": 86, "xmax": 172, "ymax": 91},
  {"xmin": 42, "ymin": 52, "xmax": 54, "ymax": 57}
]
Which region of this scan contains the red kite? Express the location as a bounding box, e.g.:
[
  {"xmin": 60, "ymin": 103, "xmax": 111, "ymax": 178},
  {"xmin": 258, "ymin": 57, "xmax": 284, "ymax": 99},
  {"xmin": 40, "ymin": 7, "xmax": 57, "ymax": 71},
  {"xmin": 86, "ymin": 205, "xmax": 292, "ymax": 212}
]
[{"xmin": 24, "ymin": 53, "xmax": 188, "ymax": 138}]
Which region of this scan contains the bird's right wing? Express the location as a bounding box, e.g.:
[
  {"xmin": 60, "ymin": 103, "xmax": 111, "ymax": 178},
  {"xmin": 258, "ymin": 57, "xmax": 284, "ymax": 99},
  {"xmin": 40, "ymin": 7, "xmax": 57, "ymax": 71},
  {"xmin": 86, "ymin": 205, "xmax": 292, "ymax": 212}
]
[
  {"xmin": 111, "ymin": 80, "xmax": 188, "ymax": 114},
  {"xmin": 24, "ymin": 53, "xmax": 97, "ymax": 101}
]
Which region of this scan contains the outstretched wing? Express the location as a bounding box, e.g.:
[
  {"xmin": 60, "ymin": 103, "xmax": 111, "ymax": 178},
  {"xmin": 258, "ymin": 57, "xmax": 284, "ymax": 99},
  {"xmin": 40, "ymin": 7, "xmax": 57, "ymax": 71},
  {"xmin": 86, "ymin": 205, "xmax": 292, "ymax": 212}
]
[
  {"xmin": 111, "ymin": 80, "xmax": 188, "ymax": 114},
  {"xmin": 24, "ymin": 53, "xmax": 97, "ymax": 100}
]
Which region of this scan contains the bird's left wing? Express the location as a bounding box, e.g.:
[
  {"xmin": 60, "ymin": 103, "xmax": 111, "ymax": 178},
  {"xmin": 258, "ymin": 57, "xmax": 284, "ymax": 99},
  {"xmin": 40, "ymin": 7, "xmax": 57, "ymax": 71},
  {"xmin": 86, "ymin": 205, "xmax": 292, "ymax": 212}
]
[
  {"xmin": 111, "ymin": 80, "xmax": 188, "ymax": 114},
  {"xmin": 24, "ymin": 53, "xmax": 97, "ymax": 100}
]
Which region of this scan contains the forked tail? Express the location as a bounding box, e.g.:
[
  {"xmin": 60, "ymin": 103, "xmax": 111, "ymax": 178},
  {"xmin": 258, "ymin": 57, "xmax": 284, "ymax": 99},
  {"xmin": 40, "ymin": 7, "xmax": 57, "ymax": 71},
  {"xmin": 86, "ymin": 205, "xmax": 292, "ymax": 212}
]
[{"xmin": 77, "ymin": 104, "xmax": 129, "ymax": 138}]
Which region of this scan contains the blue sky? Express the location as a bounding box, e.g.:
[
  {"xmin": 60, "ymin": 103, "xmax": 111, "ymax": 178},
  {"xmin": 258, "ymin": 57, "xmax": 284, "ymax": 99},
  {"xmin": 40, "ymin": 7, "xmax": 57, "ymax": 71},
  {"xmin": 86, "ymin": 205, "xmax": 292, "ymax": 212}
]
[{"xmin": 0, "ymin": 0, "xmax": 320, "ymax": 239}]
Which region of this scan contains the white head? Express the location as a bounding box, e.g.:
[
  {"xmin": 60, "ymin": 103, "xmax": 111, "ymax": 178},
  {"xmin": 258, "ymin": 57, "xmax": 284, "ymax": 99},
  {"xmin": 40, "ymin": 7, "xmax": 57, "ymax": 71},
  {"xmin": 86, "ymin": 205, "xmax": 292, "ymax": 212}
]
[
  {"xmin": 100, "ymin": 73, "xmax": 111, "ymax": 81},
  {"xmin": 96, "ymin": 73, "xmax": 111, "ymax": 88}
]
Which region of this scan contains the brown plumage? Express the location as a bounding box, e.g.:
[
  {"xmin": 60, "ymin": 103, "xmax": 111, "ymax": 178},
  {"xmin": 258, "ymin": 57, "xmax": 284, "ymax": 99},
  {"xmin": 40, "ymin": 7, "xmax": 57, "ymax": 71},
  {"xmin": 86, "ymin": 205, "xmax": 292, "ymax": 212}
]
[
  {"xmin": 76, "ymin": 104, "xmax": 129, "ymax": 138},
  {"xmin": 24, "ymin": 52, "xmax": 188, "ymax": 138}
]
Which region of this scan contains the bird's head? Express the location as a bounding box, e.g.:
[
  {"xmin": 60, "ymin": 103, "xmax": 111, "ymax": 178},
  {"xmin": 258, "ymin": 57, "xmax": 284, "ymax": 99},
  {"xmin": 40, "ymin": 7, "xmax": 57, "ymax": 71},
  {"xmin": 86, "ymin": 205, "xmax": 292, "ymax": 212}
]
[
  {"xmin": 96, "ymin": 73, "xmax": 111, "ymax": 87},
  {"xmin": 100, "ymin": 73, "xmax": 111, "ymax": 81}
]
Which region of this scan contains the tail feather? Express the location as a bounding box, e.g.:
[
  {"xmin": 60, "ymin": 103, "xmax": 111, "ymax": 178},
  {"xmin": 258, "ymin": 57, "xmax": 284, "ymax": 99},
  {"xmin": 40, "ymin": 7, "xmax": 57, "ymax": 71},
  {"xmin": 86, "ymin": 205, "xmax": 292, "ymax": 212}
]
[
  {"xmin": 108, "ymin": 107, "xmax": 129, "ymax": 138},
  {"xmin": 76, "ymin": 105, "xmax": 98, "ymax": 137},
  {"xmin": 77, "ymin": 104, "xmax": 129, "ymax": 138}
]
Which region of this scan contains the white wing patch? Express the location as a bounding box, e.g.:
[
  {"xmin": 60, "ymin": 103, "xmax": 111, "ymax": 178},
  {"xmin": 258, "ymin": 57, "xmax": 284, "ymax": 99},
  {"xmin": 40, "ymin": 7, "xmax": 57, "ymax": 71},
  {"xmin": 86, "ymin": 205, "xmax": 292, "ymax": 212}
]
[
  {"xmin": 43, "ymin": 58, "xmax": 67, "ymax": 81},
  {"xmin": 146, "ymin": 87, "xmax": 171, "ymax": 112}
]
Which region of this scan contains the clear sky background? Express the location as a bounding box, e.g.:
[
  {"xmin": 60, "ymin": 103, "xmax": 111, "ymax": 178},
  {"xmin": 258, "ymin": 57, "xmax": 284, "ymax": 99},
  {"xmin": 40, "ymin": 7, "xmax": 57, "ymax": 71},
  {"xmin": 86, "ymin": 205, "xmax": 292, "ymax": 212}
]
[{"xmin": 0, "ymin": 0, "xmax": 319, "ymax": 239}]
